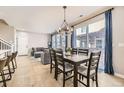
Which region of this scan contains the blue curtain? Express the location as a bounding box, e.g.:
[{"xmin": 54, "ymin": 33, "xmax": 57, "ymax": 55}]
[
  {"xmin": 71, "ymin": 30, "xmax": 76, "ymax": 48},
  {"xmin": 104, "ymin": 9, "xmax": 114, "ymax": 75}
]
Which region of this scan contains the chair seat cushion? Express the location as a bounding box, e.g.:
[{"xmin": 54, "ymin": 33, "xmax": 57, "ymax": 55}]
[
  {"xmin": 78, "ymin": 66, "xmax": 95, "ymax": 78},
  {"xmin": 52, "ymin": 61, "xmax": 55, "ymax": 65},
  {"xmin": 58, "ymin": 63, "xmax": 73, "ymax": 72}
]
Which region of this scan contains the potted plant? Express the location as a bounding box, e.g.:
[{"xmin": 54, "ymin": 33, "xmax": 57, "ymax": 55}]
[{"xmin": 66, "ymin": 47, "xmax": 72, "ymax": 56}]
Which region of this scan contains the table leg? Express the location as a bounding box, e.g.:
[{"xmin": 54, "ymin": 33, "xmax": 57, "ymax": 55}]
[{"xmin": 74, "ymin": 64, "xmax": 78, "ymax": 87}]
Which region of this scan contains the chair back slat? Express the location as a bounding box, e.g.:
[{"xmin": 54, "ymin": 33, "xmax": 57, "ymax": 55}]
[{"xmin": 78, "ymin": 48, "xmax": 89, "ymax": 56}]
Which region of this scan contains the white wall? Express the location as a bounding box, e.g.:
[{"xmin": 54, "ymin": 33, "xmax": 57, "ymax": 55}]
[
  {"xmin": 0, "ymin": 22, "xmax": 15, "ymax": 43},
  {"xmin": 28, "ymin": 32, "xmax": 50, "ymax": 48},
  {"xmin": 112, "ymin": 6, "xmax": 124, "ymax": 76},
  {"xmin": 16, "ymin": 31, "xmax": 50, "ymax": 55}
]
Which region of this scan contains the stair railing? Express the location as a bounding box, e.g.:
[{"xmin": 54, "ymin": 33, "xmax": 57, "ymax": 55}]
[{"xmin": 0, "ymin": 38, "xmax": 13, "ymax": 58}]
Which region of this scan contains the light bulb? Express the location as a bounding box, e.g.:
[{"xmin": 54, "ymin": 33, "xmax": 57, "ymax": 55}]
[{"xmin": 59, "ymin": 27, "xmax": 61, "ymax": 30}]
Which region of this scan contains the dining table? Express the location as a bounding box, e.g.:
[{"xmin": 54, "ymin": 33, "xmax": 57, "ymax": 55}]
[{"xmin": 63, "ymin": 54, "xmax": 90, "ymax": 87}]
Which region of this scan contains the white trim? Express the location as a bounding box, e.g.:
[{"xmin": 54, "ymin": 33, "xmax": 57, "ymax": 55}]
[
  {"xmin": 0, "ymin": 50, "xmax": 11, "ymax": 55},
  {"xmin": 115, "ymin": 73, "xmax": 124, "ymax": 79}
]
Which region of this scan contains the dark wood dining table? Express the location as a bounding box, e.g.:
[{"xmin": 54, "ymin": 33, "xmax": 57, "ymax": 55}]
[{"xmin": 63, "ymin": 54, "xmax": 90, "ymax": 87}]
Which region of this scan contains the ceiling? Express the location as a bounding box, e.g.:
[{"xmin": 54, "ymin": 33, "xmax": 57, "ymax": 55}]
[{"xmin": 0, "ymin": 6, "xmax": 106, "ymax": 34}]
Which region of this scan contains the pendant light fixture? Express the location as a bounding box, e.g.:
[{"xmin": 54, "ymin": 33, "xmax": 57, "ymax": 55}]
[{"xmin": 57, "ymin": 6, "xmax": 72, "ymax": 34}]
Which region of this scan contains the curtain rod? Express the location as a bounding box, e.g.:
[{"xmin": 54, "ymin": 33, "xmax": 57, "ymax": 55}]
[{"xmin": 71, "ymin": 7, "xmax": 114, "ymax": 27}]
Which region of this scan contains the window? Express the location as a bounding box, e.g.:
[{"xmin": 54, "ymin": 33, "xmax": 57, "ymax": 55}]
[
  {"xmin": 88, "ymin": 20, "xmax": 105, "ymax": 49},
  {"xmin": 61, "ymin": 33, "xmax": 66, "ymax": 48},
  {"xmin": 76, "ymin": 26, "xmax": 87, "ymax": 48},
  {"xmin": 56, "ymin": 34, "xmax": 61, "ymax": 48},
  {"xmin": 75, "ymin": 19, "xmax": 105, "ymax": 49},
  {"xmin": 96, "ymin": 38, "xmax": 103, "ymax": 49},
  {"xmin": 51, "ymin": 33, "xmax": 66, "ymax": 49},
  {"xmin": 52, "ymin": 35, "xmax": 56, "ymax": 48},
  {"xmin": 74, "ymin": 15, "xmax": 105, "ymax": 71}
]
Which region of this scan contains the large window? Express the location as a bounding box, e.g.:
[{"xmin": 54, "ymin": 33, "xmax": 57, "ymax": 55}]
[
  {"xmin": 76, "ymin": 26, "xmax": 87, "ymax": 48},
  {"xmin": 61, "ymin": 33, "xmax": 66, "ymax": 49},
  {"xmin": 56, "ymin": 34, "xmax": 61, "ymax": 48},
  {"xmin": 74, "ymin": 15, "xmax": 105, "ymax": 70},
  {"xmin": 88, "ymin": 19, "xmax": 105, "ymax": 49},
  {"xmin": 75, "ymin": 19, "xmax": 105, "ymax": 49},
  {"xmin": 52, "ymin": 33, "xmax": 66, "ymax": 49},
  {"xmin": 52, "ymin": 35, "xmax": 56, "ymax": 48}
]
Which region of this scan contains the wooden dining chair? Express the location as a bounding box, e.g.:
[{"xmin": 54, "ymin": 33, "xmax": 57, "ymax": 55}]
[
  {"xmin": 71, "ymin": 48, "xmax": 78, "ymax": 54},
  {"xmin": 55, "ymin": 49, "xmax": 74, "ymax": 87},
  {"xmin": 49, "ymin": 48, "xmax": 56, "ymax": 73},
  {"xmin": 77, "ymin": 51, "xmax": 101, "ymax": 87},
  {"xmin": 0, "ymin": 58, "xmax": 7, "ymax": 87}
]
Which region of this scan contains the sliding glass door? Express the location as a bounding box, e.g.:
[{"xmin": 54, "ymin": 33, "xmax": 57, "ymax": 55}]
[
  {"xmin": 88, "ymin": 19, "xmax": 105, "ymax": 71},
  {"xmin": 76, "ymin": 26, "xmax": 88, "ymax": 48},
  {"xmin": 74, "ymin": 14, "xmax": 105, "ymax": 70}
]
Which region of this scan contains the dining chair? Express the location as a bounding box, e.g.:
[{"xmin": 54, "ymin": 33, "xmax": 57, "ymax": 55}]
[
  {"xmin": 71, "ymin": 48, "xmax": 78, "ymax": 54},
  {"xmin": 0, "ymin": 58, "xmax": 7, "ymax": 87},
  {"xmin": 49, "ymin": 48, "xmax": 56, "ymax": 73},
  {"xmin": 77, "ymin": 51, "xmax": 101, "ymax": 87},
  {"xmin": 55, "ymin": 49, "xmax": 74, "ymax": 87}
]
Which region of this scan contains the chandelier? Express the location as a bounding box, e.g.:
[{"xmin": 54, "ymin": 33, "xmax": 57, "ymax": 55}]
[{"xmin": 57, "ymin": 6, "xmax": 72, "ymax": 34}]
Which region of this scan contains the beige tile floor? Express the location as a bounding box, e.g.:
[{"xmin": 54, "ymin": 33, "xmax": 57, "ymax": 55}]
[{"xmin": 1, "ymin": 56, "xmax": 124, "ymax": 87}]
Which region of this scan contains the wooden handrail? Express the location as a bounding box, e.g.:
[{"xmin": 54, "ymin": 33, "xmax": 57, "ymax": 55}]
[{"xmin": 0, "ymin": 38, "xmax": 12, "ymax": 46}]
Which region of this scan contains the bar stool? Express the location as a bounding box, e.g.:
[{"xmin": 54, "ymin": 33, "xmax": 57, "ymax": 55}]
[
  {"xmin": 13, "ymin": 51, "xmax": 18, "ymax": 69},
  {"xmin": 9, "ymin": 51, "xmax": 18, "ymax": 73},
  {"xmin": 0, "ymin": 58, "xmax": 7, "ymax": 87},
  {"xmin": 1, "ymin": 55, "xmax": 13, "ymax": 81}
]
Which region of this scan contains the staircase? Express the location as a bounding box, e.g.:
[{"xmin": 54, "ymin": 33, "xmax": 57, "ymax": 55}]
[{"xmin": 0, "ymin": 37, "xmax": 14, "ymax": 58}]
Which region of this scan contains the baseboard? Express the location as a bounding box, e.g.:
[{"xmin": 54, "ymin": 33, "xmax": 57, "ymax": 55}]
[
  {"xmin": 18, "ymin": 55, "xmax": 28, "ymax": 56},
  {"xmin": 115, "ymin": 73, "xmax": 124, "ymax": 79}
]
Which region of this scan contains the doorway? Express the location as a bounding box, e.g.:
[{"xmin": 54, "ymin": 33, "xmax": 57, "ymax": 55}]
[{"xmin": 17, "ymin": 31, "xmax": 28, "ymax": 56}]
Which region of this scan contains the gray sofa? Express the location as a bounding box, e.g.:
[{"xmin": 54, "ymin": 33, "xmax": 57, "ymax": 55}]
[
  {"xmin": 31, "ymin": 47, "xmax": 45, "ymax": 58},
  {"xmin": 41, "ymin": 49, "xmax": 50, "ymax": 65}
]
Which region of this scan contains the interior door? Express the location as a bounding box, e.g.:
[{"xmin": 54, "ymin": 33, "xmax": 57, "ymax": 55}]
[{"xmin": 17, "ymin": 32, "xmax": 28, "ymax": 55}]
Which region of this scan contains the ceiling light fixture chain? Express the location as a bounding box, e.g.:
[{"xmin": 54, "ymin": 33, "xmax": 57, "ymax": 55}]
[
  {"xmin": 57, "ymin": 6, "xmax": 72, "ymax": 35},
  {"xmin": 63, "ymin": 6, "xmax": 66, "ymax": 22}
]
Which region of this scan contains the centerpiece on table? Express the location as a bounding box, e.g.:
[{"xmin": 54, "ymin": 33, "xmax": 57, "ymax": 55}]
[{"xmin": 65, "ymin": 47, "xmax": 72, "ymax": 56}]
